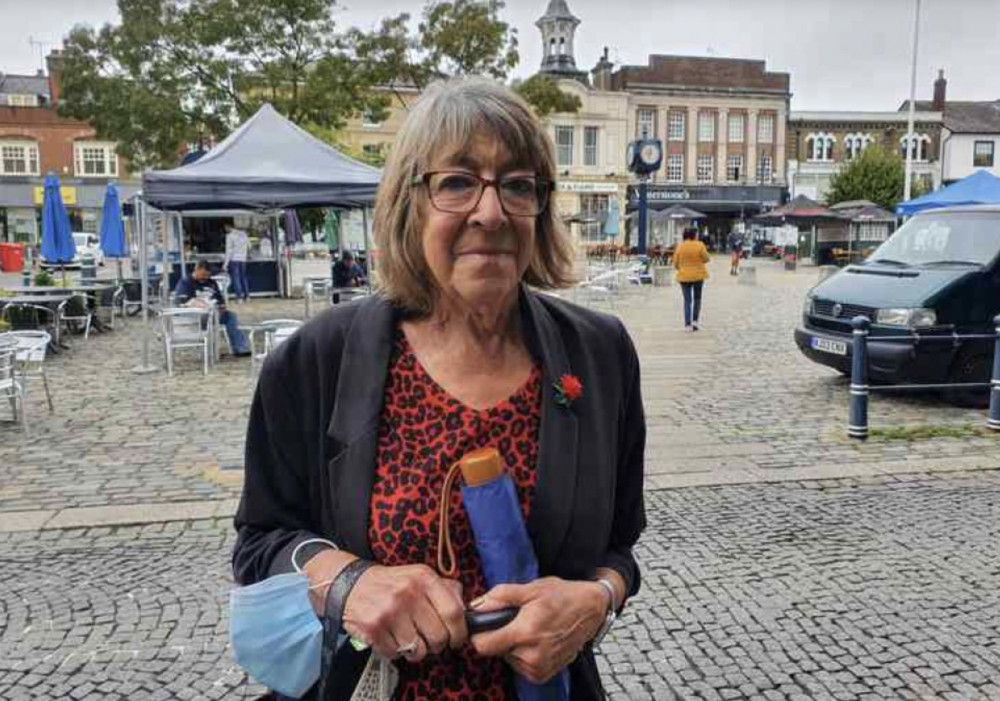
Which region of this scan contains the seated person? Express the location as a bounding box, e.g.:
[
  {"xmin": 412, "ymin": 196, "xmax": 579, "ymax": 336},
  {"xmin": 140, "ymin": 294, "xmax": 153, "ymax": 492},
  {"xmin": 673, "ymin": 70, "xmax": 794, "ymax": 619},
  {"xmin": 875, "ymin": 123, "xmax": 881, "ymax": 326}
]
[
  {"xmin": 331, "ymin": 250, "xmax": 366, "ymax": 287},
  {"xmin": 173, "ymin": 261, "xmax": 251, "ymax": 357}
]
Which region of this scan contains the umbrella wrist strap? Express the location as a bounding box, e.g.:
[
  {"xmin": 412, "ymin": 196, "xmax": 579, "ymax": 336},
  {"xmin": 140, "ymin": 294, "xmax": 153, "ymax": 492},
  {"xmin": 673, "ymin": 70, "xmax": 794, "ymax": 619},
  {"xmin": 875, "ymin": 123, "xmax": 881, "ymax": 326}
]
[{"xmin": 436, "ymin": 461, "xmax": 463, "ymax": 578}]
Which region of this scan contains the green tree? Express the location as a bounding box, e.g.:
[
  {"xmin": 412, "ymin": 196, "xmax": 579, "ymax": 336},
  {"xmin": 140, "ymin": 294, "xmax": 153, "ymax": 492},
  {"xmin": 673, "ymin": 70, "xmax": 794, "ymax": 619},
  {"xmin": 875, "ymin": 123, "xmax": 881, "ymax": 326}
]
[
  {"xmin": 512, "ymin": 74, "xmax": 581, "ymax": 116},
  {"xmin": 824, "ymin": 146, "xmax": 930, "ymax": 211},
  {"xmin": 58, "ymin": 0, "xmax": 389, "ymax": 169},
  {"xmin": 348, "ymin": 1, "xmax": 520, "ymax": 113}
]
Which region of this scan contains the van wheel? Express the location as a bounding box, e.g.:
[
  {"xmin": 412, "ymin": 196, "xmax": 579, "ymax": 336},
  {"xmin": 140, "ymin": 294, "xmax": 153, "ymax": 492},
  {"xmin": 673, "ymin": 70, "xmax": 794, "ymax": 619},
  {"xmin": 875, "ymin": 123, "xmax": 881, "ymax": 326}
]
[{"xmin": 947, "ymin": 351, "xmax": 991, "ymax": 408}]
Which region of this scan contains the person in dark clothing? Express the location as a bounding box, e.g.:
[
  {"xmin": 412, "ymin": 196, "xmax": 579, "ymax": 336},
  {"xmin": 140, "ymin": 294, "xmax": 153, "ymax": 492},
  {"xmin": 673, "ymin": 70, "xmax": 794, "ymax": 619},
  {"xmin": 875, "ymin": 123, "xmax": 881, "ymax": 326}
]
[
  {"xmin": 332, "ymin": 251, "xmax": 366, "ymax": 288},
  {"xmin": 173, "ymin": 261, "xmax": 251, "ymax": 356}
]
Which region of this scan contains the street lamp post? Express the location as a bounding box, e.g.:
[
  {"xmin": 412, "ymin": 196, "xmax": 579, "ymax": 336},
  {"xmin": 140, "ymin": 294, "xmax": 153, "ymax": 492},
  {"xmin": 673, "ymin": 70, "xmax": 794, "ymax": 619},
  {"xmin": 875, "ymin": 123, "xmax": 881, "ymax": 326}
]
[{"xmin": 903, "ymin": 0, "xmax": 922, "ymax": 203}]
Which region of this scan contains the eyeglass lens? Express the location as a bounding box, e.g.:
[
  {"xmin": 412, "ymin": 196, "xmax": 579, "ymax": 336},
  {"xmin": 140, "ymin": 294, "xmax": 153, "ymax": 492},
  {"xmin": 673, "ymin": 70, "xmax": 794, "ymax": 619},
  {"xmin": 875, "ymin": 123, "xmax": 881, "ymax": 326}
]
[{"xmin": 427, "ymin": 172, "xmax": 548, "ymax": 215}]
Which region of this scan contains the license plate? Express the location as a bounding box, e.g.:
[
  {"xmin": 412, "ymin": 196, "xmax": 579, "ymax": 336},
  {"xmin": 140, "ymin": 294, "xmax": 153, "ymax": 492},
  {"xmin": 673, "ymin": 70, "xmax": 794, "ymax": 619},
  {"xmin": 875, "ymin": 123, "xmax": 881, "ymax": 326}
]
[{"xmin": 811, "ymin": 337, "xmax": 847, "ymax": 356}]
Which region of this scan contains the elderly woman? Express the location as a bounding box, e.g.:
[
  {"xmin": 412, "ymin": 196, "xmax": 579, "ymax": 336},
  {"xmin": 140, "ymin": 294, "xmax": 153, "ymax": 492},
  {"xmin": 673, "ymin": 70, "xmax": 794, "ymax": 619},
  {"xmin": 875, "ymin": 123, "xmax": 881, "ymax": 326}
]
[{"xmin": 233, "ymin": 78, "xmax": 646, "ymax": 701}]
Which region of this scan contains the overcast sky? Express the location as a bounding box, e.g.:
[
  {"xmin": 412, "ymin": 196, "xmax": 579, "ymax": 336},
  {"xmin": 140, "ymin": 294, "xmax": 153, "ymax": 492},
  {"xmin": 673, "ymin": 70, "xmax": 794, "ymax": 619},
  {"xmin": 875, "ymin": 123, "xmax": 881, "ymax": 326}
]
[{"xmin": 2, "ymin": 0, "xmax": 998, "ymax": 111}]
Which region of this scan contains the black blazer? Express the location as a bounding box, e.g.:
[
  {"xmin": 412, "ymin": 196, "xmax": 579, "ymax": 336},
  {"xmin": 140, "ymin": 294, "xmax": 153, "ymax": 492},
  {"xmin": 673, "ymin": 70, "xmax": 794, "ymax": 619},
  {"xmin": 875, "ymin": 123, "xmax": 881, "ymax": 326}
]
[{"xmin": 232, "ymin": 286, "xmax": 647, "ymax": 701}]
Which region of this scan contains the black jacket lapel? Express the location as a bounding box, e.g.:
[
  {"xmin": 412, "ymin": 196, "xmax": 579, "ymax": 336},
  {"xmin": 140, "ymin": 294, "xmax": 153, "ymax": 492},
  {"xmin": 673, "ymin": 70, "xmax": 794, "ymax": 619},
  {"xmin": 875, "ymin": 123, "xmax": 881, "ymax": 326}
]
[
  {"xmin": 325, "ymin": 295, "xmax": 397, "ymax": 560},
  {"xmin": 520, "ymin": 288, "xmax": 579, "ymax": 574}
]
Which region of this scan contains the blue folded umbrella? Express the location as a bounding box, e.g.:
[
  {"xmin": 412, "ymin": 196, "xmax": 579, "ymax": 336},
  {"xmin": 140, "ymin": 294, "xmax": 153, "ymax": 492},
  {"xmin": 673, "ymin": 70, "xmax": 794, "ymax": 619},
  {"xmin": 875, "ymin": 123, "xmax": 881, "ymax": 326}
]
[
  {"xmin": 460, "ymin": 449, "xmax": 570, "ymax": 701},
  {"xmin": 41, "ymin": 173, "xmax": 76, "ymax": 266}
]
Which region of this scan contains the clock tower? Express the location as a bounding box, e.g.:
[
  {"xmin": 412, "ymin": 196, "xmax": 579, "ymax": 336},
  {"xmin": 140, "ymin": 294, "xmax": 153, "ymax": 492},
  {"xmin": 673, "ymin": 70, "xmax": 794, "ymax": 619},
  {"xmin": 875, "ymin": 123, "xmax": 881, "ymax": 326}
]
[{"xmin": 536, "ymin": 0, "xmax": 589, "ymax": 85}]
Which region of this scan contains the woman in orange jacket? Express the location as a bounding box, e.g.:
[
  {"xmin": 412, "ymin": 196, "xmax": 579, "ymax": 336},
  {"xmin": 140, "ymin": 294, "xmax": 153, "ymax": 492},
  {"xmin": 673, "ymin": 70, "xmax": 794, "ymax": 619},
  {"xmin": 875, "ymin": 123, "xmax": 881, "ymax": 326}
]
[{"xmin": 671, "ymin": 227, "xmax": 710, "ymax": 331}]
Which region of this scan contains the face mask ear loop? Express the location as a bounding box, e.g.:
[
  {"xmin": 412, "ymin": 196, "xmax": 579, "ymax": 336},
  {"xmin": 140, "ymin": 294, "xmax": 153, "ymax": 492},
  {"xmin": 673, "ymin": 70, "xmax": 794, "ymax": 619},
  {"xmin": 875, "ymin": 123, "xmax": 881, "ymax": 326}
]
[
  {"xmin": 291, "ymin": 538, "xmax": 339, "ymax": 573},
  {"xmin": 437, "ymin": 460, "xmax": 463, "ymax": 578}
]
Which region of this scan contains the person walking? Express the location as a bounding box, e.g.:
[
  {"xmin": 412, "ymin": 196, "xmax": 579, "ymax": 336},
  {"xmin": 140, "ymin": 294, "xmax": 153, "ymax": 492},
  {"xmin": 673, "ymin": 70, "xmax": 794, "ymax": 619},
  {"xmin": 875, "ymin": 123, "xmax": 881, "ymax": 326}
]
[
  {"xmin": 729, "ymin": 232, "xmax": 743, "ymax": 276},
  {"xmin": 673, "ymin": 227, "xmax": 710, "ymax": 331},
  {"xmin": 224, "ymin": 223, "xmax": 250, "ymax": 303}
]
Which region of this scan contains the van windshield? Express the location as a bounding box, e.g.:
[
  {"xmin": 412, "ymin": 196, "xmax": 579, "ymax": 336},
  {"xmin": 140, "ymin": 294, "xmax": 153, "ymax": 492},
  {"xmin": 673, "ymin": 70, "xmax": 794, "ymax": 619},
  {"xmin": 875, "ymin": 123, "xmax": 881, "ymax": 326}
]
[{"xmin": 867, "ymin": 212, "xmax": 1000, "ymax": 267}]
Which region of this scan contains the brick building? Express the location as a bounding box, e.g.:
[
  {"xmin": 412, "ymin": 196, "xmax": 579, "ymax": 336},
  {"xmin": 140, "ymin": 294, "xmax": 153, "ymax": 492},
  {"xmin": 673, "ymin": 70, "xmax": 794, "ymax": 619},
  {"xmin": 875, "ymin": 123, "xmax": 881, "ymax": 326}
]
[
  {"xmin": 0, "ymin": 51, "xmax": 140, "ymax": 245},
  {"xmin": 787, "ymin": 110, "xmax": 944, "ymax": 203}
]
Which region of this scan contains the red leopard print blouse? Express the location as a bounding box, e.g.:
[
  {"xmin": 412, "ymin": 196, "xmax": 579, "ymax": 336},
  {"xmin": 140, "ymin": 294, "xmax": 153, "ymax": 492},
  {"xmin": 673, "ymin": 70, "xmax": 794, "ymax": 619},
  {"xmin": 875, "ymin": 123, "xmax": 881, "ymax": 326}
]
[{"xmin": 369, "ymin": 330, "xmax": 542, "ymax": 701}]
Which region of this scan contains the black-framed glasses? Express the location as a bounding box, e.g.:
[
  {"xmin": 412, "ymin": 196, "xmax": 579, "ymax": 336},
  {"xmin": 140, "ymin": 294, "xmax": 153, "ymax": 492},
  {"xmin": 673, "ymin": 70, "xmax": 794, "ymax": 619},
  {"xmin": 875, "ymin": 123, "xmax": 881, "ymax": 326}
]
[{"xmin": 410, "ymin": 171, "xmax": 553, "ymax": 217}]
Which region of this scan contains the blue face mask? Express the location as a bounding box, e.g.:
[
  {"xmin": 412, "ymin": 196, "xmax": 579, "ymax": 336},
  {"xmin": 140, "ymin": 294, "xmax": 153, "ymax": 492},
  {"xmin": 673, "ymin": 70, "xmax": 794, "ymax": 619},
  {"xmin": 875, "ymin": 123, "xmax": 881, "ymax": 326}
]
[{"xmin": 229, "ymin": 540, "xmax": 335, "ymax": 698}]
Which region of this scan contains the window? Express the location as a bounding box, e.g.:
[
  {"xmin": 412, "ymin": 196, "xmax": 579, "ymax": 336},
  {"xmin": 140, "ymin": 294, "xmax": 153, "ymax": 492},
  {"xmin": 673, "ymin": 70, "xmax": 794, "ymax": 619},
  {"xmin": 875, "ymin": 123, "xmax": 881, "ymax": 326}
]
[
  {"xmin": 899, "ymin": 133, "xmax": 930, "ymax": 162},
  {"xmin": 555, "ymin": 126, "xmax": 574, "ymax": 166},
  {"xmin": 637, "ymin": 109, "xmax": 656, "ymax": 139},
  {"xmin": 584, "ymin": 126, "xmax": 599, "ymax": 166},
  {"xmin": 580, "ymin": 194, "xmax": 609, "ymax": 243},
  {"xmin": 728, "ymin": 113, "xmax": 745, "ymax": 143},
  {"xmin": 698, "ymin": 112, "xmax": 715, "ymax": 142},
  {"xmin": 3, "ymin": 93, "xmax": 39, "ymax": 107},
  {"xmin": 844, "ymin": 133, "xmax": 873, "ymax": 160},
  {"xmin": 0, "ymin": 141, "xmax": 40, "ymax": 175},
  {"xmin": 74, "ymin": 142, "xmax": 118, "ymax": 177},
  {"xmin": 668, "ymin": 112, "xmax": 685, "ymax": 141},
  {"xmin": 727, "ymin": 154, "xmax": 743, "ymax": 182},
  {"xmin": 757, "ymin": 114, "xmax": 774, "ymax": 143},
  {"xmin": 757, "ymin": 154, "xmax": 773, "ymax": 183},
  {"xmin": 666, "ymin": 154, "xmax": 684, "ymax": 182},
  {"xmin": 806, "ymin": 133, "xmax": 834, "ymax": 162},
  {"xmin": 697, "ymin": 154, "xmax": 714, "ymax": 183},
  {"xmin": 361, "ymin": 108, "xmax": 381, "ymax": 128},
  {"xmin": 973, "ymin": 140, "xmax": 995, "ymax": 167}
]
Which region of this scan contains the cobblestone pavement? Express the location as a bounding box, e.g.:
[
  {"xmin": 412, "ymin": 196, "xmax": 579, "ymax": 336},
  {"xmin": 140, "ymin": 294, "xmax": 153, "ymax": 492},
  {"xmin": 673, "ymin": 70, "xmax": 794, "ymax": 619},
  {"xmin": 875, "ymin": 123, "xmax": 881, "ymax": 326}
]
[
  {"xmin": 3, "ymin": 257, "xmax": 1000, "ymax": 699},
  {"xmin": 2, "ymin": 470, "xmax": 998, "ymax": 700},
  {"xmin": 3, "ymin": 257, "xmax": 998, "ymax": 519}
]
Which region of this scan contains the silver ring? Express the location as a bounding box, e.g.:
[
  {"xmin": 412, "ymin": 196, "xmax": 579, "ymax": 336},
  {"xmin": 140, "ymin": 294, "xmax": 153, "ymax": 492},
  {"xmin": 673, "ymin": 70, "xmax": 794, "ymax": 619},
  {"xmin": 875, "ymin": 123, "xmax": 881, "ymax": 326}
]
[{"xmin": 395, "ymin": 639, "xmax": 419, "ymax": 657}]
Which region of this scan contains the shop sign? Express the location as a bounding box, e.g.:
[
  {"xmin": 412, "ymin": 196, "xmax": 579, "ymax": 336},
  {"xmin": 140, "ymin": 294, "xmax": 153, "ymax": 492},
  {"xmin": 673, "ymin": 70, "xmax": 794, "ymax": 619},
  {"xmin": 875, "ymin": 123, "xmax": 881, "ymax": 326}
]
[
  {"xmin": 557, "ymin": 181, "xmax": 619, "ymax": 194},
  {"xmin": 33, "ymin": 186, "xmax": 77, "ymax": 206}
]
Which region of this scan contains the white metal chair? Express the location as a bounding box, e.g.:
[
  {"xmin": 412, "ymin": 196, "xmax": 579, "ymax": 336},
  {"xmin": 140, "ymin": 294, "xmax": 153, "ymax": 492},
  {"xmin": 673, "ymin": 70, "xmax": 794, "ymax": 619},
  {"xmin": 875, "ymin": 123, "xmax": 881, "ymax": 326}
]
[
  {"xmin": 248, "ymin": 319, "xmax": 302, "ymax": 376},
  {"xmin": 6, "ymin": 330, "xmax": 53, "ymax": 414},
  {"xmin": 304, "ymin": 278, "xmax": 332, "ymax": 318},
  {"xmin": 96, "ymin": 285, "xmax": 126, "ymax": 329},
  {"xmin": 212, "ymin": 273, "xmax": 232, "ymax": 305},
  {"xmin": 59, "ymin": 294, "xmax": 93, "ymax": 340},
  {"xmin": 0, "ymin": 344, "xmax": 25, "ymax": 431},
  {"xmin": 160, "ymin": 308, "xmax": 211, "ymax": 376}
]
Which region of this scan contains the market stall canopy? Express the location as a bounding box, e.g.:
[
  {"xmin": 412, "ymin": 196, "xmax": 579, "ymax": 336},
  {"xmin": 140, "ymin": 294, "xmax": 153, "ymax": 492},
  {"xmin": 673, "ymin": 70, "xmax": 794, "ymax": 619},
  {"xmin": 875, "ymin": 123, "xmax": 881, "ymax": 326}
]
[
  {"xmin": 832, "ymin": 203, "xmax": 895, "ymax": 222},
  {"xmin": 753, "ymin": 195, "xmax": 845, "ymax": 225},
  {"xmin": 143, "ymin": 103, "xmax": 381, "ymax": 211},
  {"xmin": 896, "ymin": 170, "xmax": 1000, "ymax": 217},
  {"xmin": 647, "ymin": 204, "xmax": 706, "ymax": 221}
]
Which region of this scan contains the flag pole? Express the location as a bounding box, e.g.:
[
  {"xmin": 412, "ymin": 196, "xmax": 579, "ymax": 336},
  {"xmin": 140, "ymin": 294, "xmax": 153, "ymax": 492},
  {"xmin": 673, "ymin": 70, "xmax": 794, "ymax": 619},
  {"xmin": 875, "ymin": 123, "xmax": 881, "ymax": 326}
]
[{"xmin": 903, "ymin": 0, "xmax": 922, "ymax": 202}]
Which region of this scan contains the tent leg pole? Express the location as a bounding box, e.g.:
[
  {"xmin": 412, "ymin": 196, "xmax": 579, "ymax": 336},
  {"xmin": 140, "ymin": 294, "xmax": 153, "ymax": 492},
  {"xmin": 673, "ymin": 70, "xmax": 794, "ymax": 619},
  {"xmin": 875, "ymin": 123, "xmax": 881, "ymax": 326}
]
[{"xmin": 133, "ymin": 197, "xmax": 157, "ymax": 374}]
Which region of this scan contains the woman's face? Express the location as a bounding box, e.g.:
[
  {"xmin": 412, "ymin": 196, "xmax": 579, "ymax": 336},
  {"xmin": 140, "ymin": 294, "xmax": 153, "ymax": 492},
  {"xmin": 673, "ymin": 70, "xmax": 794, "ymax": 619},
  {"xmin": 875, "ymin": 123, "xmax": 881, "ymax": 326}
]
[{"xmin": 419, "ymin": 134, "xmax": 537, "ymax": 312}]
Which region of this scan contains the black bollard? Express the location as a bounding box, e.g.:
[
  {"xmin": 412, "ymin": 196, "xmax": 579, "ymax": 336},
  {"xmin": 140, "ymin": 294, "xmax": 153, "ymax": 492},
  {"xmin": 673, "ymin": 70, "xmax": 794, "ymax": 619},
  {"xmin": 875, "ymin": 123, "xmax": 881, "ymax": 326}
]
[
  {"xmin": 988, "ymin": 315, "xmax": 1000, "ymax": 432},
  {"xmin": 848, "ymin": 315, "xmax": 871, "ymax": 440}
]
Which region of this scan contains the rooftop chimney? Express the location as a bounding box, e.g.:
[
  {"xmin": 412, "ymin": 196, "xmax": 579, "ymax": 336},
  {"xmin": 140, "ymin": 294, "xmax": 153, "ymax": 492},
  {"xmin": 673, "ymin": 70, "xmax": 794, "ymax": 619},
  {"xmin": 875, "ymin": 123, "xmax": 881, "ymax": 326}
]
[
  {"xmin": 592, "ymin": 46, "xmax": 614, "ymax": 91},
  {"xmin": 932, "ymin": 69, "xmax": 947, "ymax": 112},
  {"xmin": 45, "ymin": 49, "xmax": 64, "ymax": 106}
]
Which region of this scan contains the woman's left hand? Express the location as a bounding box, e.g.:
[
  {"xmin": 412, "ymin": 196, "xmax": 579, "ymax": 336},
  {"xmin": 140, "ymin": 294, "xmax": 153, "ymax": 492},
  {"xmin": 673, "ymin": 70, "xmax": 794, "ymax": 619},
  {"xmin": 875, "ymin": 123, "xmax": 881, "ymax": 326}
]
[{"xmin": 468, "ymin": 577, "xmax": 607, "ymax": 684}]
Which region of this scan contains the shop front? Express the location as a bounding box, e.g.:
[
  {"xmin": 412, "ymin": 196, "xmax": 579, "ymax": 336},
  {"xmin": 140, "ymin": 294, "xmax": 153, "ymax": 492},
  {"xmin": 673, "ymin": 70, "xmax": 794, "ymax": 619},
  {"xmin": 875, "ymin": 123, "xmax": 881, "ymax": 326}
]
[
  {"xmin": 0, "ymin": 177, "xmax": 141, "ymax": 246},
  {"xmin": 626, "ymin": 184, "xmax": 787, "ymax": 251},
  {"xmin": 555, "ymin": 180, "xmax": 625, "ymax": 246}
]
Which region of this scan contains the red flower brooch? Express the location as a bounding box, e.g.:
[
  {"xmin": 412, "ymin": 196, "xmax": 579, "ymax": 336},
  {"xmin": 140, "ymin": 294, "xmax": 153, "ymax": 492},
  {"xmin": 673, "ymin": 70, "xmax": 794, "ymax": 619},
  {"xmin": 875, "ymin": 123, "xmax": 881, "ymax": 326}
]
[{"xmin": 553, "ymin": 374, "xmax": 583, "ymax": 409}]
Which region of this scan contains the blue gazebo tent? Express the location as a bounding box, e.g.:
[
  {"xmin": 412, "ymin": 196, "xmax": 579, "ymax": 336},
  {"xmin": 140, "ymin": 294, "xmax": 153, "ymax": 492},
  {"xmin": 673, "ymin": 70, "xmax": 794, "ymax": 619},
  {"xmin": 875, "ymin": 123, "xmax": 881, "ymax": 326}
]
[{"xmin": 896, "ymin": 170, "xmax": 1000, "ymax": 216}]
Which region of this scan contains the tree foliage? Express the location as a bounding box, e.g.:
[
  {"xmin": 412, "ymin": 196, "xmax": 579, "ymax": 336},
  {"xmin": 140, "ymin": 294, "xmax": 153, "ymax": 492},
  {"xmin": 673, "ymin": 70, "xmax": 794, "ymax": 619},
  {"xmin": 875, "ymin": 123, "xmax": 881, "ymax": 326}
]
[
  {"xmin": 58, "ymin": 0, "xmax": 521, "ymax": 170},
  {"xmin": 512, "ymin": 75, "xmax": 581, "ymax": 116},
  {"xmin": 825, "ymin": 146, "xmax": 930, "ymax": 211}
]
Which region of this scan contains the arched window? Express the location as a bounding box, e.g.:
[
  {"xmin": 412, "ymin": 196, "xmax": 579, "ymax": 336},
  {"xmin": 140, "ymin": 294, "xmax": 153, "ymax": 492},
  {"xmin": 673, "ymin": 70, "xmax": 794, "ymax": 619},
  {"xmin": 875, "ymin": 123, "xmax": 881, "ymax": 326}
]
[
  {"xmin": 900, "ymin": 133, "xmax": 930, "ymax": 162},
  {"xmin": 806, "ymin": 133, "xmax": 835, "ymax": 162},
  {"xmin": 549, "ymin": 38, "xmax": 555, "ymax": 57},
  {"xmin": 559, "ymin": 37, "xmax": 565, "ymax": 55},
  {"xmin": 843, "ymin": 133, "xmax": 873, "ymax": 160}
]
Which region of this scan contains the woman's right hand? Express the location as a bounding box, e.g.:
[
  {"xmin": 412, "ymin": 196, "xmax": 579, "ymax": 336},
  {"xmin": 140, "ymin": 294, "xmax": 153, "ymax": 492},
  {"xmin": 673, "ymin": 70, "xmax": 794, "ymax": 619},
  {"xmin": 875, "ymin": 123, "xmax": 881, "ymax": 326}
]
[{"xmin": 341, "ymin": 563, "xmax": 468, "ymax": 663}]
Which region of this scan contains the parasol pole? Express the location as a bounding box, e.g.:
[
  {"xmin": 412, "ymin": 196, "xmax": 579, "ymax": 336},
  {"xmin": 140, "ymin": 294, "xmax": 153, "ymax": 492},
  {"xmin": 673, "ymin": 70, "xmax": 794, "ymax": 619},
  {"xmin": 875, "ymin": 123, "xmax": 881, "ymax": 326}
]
[{"xmin": 132, "ymin": 196, "xmax": 157, "ymax": 374}]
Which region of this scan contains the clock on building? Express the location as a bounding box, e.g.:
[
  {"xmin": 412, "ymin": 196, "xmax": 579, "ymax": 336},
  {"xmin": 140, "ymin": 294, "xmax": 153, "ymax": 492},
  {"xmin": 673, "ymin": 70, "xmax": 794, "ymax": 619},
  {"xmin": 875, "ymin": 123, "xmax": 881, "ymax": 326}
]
[{"xmin": 626, "ymin": 139, "xmax": 662, "ymax": 175}]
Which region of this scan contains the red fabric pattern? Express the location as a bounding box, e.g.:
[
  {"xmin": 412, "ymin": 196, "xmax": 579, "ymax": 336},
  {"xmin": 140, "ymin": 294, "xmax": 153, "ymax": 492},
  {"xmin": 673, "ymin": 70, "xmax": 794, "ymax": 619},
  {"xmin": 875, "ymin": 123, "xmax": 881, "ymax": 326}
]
[{"xmin": 369, "ymin": 330, "xmax": 542, "ymax": 701}]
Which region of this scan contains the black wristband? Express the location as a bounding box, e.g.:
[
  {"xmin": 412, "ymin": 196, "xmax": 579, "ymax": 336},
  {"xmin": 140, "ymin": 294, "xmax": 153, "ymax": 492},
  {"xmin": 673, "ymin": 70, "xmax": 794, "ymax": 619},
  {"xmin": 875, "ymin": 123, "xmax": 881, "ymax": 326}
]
[{"xmin": 324, "ymin": 557, "xmax": 377, "ymax": 627}]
